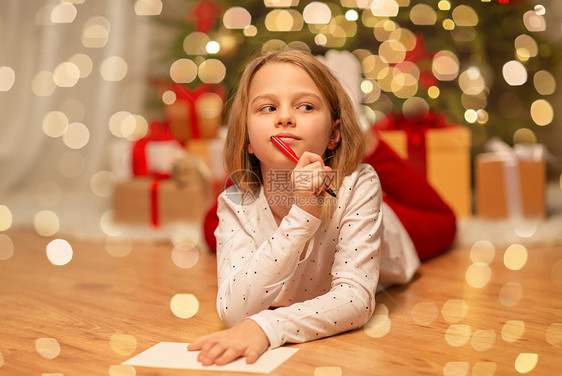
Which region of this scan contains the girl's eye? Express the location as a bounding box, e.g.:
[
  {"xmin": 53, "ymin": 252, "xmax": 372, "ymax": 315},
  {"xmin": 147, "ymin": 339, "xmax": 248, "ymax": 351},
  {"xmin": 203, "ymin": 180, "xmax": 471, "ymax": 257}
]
[
  {"xmin": 298, "ymin": 104, "xmax": 313, "ymax": 111},
  {"xmin": 260, "ymin": 105, "xmax": 276, "ymax": 113}
]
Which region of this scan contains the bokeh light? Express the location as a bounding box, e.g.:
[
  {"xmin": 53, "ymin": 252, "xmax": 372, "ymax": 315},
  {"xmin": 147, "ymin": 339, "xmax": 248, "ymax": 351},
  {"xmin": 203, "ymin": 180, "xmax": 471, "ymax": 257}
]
[
  {"xmin": 46, "ymin": 239, "xmax": 73, "ymax": 266},
  {"xmin": 170, "ymin": 293, "xmax": 199, "ymax": 319},
  {"xmin": 523, "ymin": 11, "xmax": 546, "ymax": 32},
  {"xmin": 134, "ymin": 0, "xmax": 162, "ymax": 16},
  {"xmin": 472, "ymin": 362, "xmax": 497, "ymax": 376},
  {"xmin": 303, "ymin": 2, "xmax": 331, "ymax": 24},
  {"xmin": 63, "ymin": 122, "xmax": 90, "ymax": 149},
  {"xmin": 105, "ymin": 237, "xmax": 133, "ymax": 258},
  {"xmin": 345, "ymin": 10, "xmax": 359, "ymax": 21},
  {"xmin": 82, "ymin": 16, "xmax": 110, "ymax": 48},
  {"xmin": 42, "ymin": 111, "xmax": 69, "ymax": 138},
  {"xmin": 459, "ymin": 66, "xmax": 485, "ymax": 95},
  {"xmin": 51, "ymin": 2, "xmax": 77, "ymax": 23},
  {"xmin": 503, "ymin": 60, "xmax": 527, "ymax": 86},
  {"xmin": 162, "ymin": 90, "xmax": 176, "ymax": 105},
  {"xmin": 35, "ymin": 338, "xmax": 61, "ymax": 359},
  {"xmin": 0, "ymin": 66, "xmax": 15, "ymax": 91},
  {"xmin": 452, "ymin": 5, "xmax": 478, "ymax": 27},
  {"xmin": 223, "ymin": 7, "xmax": 252, "ymax": 29},
  {"xmin": 69, "ymin": 53, "xmax": 93, "ymax": 78},
  {"xmin": 206, "ymin": 41, "xmax": 220, "ymax": 54},
  {"xmin": 91, "ymin": 171, "xmax": 116, "ymax": 198},
  {"xmin": 183, "ymin": 32, "xmax": 210, "ymax": 55},
  {"xmin": 0, "ymin": 205, "xmax": 13, "ymax": 231},
  {"xmin": 171, "ymin": 242, "xmax": 199, "ymax": 269},
  {"xmin": 530, "ymin": 99, "xmax": 553, "ymax": 126},
  {"xmin": 34, "ymin": 210, "xmax": 60, "ymax": 237},
  {"xmin": 110, "ymin": 334, "xmax": 138, "ymax": 356},
  {"xmin": 53, "ymin": 62, "xmax": 80, "ymax": 87},
  {"xmin": 100, "ymin": 56, "xmax": 128, "ymax": 81},
  {"xmin": 0, "ymin": 234, "xmax": 14, "ymax": 261},
  {"xmin": 545, "ymin": 323, "xmax": 562, "ymax": 345},
  {"xmin": 410, "ymin": 4, "xmax": 437, "ymax": 25},
  {"xmin": 470, "ymin": 240, "xmax": 496, "ymax": 264},
  {"xmin": 108, "ymin": 365, "xmax": 136, "ymax": 376},
  {"xmin": 314, "ymin": 367, "xmax": 342, "ymax": 376},
  {"xmin": 513, "ymin": 128, "xmax": 537, "ymax": 144},
  {"xmin": 443, "ymin": 362, "xmax": 469, "ymax": 376},
  {"xmin": 170, "ymin": 59, "xmax": 197, "ymax": 84},
  {"xmin": 499, "ymin": 282, "xmax": 523, "ymax": 307},
  {"xmin": 411, "ymin": 302, "xmax": 439, "ymax": 326},
  {"xmin": 465, "ymin": 262, "xmax": 492, "ymax": 288},
  {"xmin": 100, "ymin": 210, "xmax": 125, "ymax": 237},
  {"xmin": 371, "ymin": 0, "xmax": 399, "ymax": 17},
  {"xmin": 441, "ymin": 299, "xmax": 468, "ymax": 323},
  {"xmin": 198, "ymin": 59, "xmax": 226, "ymax": 84},
  {"xmin": 445, "ymin": 324, "xmax": 472, "ymax": 347},
  {"xmin": 514, "ymin": 353, "xmax": 538, "ymax": 374},
  {"xmin": 501, "ymin": 320, "xmax": 525, "ymax": 342},
  {"xmin": 32, "ymin": 71, "xmax": 56, "ymax": 96},
  {"xmin": 533, "ymin": 70, "xmax": 556, "ymax": 95},
  {"xmin": 363, "ymin": 303, "xmax": 390, "ymax": 338},
  {"xmin": 471, "ymin": 329, "xmax": 496, "ymax": 351},
  {"xmin": 503, "ymin": 244, "xmax": 528, "ymax": 270},
  {"xmin": 432, "ymin": 51, "xmax": 460, "ymax": 81}
]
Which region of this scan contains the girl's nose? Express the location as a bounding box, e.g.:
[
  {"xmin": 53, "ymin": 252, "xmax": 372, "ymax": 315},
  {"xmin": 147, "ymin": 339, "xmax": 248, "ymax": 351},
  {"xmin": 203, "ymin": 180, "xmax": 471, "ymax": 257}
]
[{"xmin": 276, "ymin": 109, "xmax": 295, "ymax": 127}]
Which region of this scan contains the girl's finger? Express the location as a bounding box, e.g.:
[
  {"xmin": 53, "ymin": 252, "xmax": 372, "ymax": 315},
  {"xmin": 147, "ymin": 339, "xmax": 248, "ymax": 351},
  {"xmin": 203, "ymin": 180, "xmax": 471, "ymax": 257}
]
[{"xmin": 215, "ymin": 347, "xmax": 243, "ymax": 366}]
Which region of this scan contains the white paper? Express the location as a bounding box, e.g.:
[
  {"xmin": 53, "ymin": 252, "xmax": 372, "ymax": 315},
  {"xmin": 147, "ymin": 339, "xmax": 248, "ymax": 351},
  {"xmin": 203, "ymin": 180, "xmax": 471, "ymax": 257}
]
[{"xmin": 123, "ymin": 342, "xmax": 299, "ymax": 374}]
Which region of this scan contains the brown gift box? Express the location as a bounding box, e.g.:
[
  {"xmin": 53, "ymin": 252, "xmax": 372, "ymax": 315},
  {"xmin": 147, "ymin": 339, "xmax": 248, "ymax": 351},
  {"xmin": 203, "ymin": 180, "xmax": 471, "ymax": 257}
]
[
  {"xmin": 378, "ymin": 126, "xmax": 471, "ymax": 217},
  {"xmin": 113, "ymin": 175, "xmax": 212, "ymax": 226},
  {"xmin": 475, "ymin": 146, "xmax": 546, "ymax": 219},
  {"xmin": 164, "ymin": 86, "xmax": 225, "ymax": 141}
]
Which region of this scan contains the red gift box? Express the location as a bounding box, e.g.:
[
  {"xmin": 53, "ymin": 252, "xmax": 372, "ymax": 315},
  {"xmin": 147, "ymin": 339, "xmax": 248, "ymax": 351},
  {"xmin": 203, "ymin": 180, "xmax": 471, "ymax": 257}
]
[
  {"xmin": 164, "ymin": 83, "xmax": 226, "ymax": 141},
  {"xmin": 132, "ymin": 121, "xmax": 185, "ymax": 179},
  {"xmin": 373, "ymin": 111, "xmax": 471, "ymax": 216}
]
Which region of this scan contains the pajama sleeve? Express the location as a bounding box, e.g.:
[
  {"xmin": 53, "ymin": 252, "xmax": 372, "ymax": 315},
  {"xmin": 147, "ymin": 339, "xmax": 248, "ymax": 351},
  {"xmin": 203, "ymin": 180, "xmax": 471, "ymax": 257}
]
[
  {"xmin": 215, "ymin": 187, "xmax": 322, "ymax": 328},
  {"xmin": 249, "ymin": 166, "xmax": 383, "ymax": 348}
]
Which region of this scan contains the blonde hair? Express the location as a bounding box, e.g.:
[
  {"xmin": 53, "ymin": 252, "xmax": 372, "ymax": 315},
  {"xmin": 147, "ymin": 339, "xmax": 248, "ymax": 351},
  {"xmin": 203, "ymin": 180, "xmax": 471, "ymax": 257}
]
[{"xmin": 224, "ymin": 49, "xmax": 364, "ymax": 194}]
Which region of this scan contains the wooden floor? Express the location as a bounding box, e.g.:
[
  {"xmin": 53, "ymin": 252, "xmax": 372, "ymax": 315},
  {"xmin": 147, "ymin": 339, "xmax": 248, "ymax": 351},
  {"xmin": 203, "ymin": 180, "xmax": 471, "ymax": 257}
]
[{"xmin": 1, "ymin": 228, "xmax": 561, "ymax": 375}]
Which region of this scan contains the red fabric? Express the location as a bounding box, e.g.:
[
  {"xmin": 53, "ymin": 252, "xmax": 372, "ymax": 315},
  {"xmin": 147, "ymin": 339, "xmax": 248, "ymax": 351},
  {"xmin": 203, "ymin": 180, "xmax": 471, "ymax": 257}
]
[
  {"xmin": 190, "ymin": 1, "xmax": 221, "ymax": 33},
  {"xmin": 202, "ymin": 137, "xmax": 456, "ymax": 260},
  {"xmin": 365, "ymin": 138, "xmax": 456, "ymax": 261},
  {"xmin": 132, "ymin": 121, "xmax": 176, "ymax": 179}
]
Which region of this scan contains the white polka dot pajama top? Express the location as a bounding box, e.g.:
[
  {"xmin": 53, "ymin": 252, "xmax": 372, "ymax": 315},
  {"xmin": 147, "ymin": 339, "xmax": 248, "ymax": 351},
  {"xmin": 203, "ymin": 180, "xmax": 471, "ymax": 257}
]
[{"xmin": 215, "ymin": 164, "xmax": 420, "ymax": 348}]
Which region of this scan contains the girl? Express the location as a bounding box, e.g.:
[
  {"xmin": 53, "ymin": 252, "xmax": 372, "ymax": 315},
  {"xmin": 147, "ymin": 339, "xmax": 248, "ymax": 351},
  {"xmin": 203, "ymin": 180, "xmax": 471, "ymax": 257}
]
[{"xmin": 188, "ymin": 49, "xmax": 425, "ymax": 365}]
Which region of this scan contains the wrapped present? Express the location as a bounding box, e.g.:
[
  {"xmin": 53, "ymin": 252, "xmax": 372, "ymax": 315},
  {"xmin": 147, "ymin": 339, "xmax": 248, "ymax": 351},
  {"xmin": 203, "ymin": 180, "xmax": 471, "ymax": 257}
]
[
  {"xmin": 173, "ymin": 155, "xmax": 211, "ymax": 188},
  {"xmin": 132, "ymin": 121, "xmax": 186, "ymax": 179},
  {"xmin": 164, "ymin": 83, "xmax": 225, "ymax": 141},
  {"xmin": 113, "ymin": 176, "xmax": 212, "ymax": 227},
  {"xmin": 185, "ymin": 130, "xmax": 226, "ymax": 181},
  {"xmin": 374, "ymin": 112, "xmax": 471, "ymax": 216},
  {"xmin": 475, "ymin": 139, "xmax": 546, "ymax": 219}
]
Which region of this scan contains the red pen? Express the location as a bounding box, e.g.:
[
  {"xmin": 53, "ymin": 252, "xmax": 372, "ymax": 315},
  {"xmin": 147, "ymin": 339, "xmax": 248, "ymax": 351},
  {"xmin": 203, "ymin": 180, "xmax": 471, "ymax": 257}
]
[{"xmin": 270, "ymin": 135, "xmax": 337, "ymax": 198}]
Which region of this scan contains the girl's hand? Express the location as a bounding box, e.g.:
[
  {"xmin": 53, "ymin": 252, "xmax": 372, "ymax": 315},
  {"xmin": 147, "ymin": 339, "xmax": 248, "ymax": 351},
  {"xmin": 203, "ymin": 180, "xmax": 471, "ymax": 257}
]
[
  {"xmin": 291, "ymin": 151, "xmax": 332, "ymax": 218},
  {"xmin": 187, "ymin": 319, "xmax": 270, "ymax": 366}
]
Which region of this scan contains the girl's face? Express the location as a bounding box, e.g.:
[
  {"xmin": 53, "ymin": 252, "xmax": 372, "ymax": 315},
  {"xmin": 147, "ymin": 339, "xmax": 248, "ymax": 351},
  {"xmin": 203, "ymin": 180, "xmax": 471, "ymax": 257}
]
[{"xmin": 246, "ymin": 62, "xmax": 340, "ymax": 171}]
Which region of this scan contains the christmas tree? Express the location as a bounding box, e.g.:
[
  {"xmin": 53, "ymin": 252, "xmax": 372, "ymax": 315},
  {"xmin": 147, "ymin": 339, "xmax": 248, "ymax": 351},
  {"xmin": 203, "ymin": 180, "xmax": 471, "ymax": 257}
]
[{"xmin": 150, "ymin": 0, "xmax": 561, "ymax": 153}]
